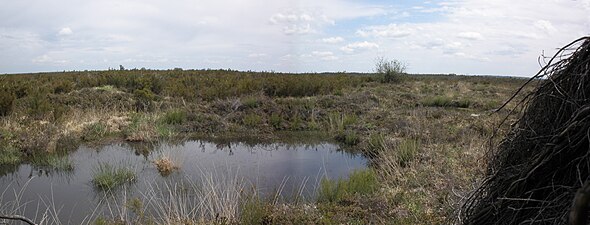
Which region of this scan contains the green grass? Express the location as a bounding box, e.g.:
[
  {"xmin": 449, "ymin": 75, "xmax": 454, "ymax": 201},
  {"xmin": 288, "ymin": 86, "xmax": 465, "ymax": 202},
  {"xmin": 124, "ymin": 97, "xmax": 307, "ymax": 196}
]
[
  {"xmin": 317, "ymin": 169, "xmax": 378, "ymax": 203},
  {"xmin": 92, "ymin": 162, "xmax": 136, "ymax": 190}
]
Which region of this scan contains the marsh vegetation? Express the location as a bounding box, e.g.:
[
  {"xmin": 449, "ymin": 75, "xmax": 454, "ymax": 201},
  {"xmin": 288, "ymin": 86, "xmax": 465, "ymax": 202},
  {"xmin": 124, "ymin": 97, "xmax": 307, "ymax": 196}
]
[{"xmin": 0, "ymin": 69, "xmax": 531, "ymax": 224}]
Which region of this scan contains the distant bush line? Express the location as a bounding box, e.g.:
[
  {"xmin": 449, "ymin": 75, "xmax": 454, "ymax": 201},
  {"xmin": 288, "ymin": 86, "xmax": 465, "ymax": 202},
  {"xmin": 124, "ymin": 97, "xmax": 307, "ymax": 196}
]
[{"xmin": 0, "ymin": 70, "xmax": 371, "ymax": 119}]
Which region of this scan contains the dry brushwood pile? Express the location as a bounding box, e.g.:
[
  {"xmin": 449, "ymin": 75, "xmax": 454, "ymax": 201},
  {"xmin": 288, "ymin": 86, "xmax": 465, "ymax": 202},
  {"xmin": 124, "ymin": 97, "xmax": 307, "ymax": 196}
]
[{"xmin": 459, "ymin": 36, "xmax": 590, "ymax": 224}]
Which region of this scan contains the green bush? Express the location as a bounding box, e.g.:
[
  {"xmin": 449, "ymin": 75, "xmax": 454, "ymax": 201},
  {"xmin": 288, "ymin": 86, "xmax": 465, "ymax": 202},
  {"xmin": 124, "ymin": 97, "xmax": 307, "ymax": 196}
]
[{"xmin": 374, "ymin": 57, "xmax": 406, "ymax": 83}]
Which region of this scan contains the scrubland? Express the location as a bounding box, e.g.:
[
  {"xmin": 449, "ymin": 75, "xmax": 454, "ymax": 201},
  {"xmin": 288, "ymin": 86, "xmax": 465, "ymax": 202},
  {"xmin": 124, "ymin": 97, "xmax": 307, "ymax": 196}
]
[{"xmin": 0, "ymin": 69, "xmax": 531, "ymax": 224}]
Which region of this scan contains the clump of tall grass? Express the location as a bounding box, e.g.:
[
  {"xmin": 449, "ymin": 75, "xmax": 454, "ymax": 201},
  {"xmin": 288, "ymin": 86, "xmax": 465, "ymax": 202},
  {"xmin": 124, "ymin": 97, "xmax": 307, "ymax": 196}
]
[
  {"xmin": 317, "ymin": 169, "xmax": 378, "ymax": 203},
  {"xmin": 394, "ymin": 138, "xmax": 421, "ymax": 167},
  {"xmin": 327, "ymin": 112, "xmax": 357, "ymax": 132},
  {"xmin": 92, "ymin": 162, "xmax": 136, "ymax": 190}
]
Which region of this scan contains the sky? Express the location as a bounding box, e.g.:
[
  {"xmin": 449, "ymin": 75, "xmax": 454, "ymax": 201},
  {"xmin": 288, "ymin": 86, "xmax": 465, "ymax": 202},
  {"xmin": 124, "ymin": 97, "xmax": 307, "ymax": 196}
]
[{"xmin": 1, "ymin": 0, "xmax": 589, "ymax": 76}]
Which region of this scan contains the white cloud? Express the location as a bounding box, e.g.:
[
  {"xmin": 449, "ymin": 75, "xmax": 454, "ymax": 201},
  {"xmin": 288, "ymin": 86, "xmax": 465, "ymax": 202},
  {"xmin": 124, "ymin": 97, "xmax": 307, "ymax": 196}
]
[
  {"xmin": 270, "ymin": 12, "xmax": 334, "ymax": 35},
  {"xmin": 248, "ymin": 53, "xmax": 267, "ymax": 58},
  {"xmin": 457, "ymin": 32, "xmax": 483, "ymax": 40},
  {"xmin": 341, "ymin": 41, "xmax": 379, "ymax": 53},
  {"xmin": 0, "ymin": 0, "xmax": 588, "ymax": 75},
  {"xmin": 311, "ymin": 51, "xmax": 338, "ymax": 60},
  {"xmin": 357, "ymin": 24, "xmax": 412, "ymax": 38},
  {"xmin": 32, "ymin": 54, "xmax": 68, "ymax": 64},
  {"xmin": 534, "ymin": 20, "xmax": 556, "ymax": 33},
  {"xmin": 320, "ymin": 36, "xmax": 344, "ymax": 44},
  {"xmin": 58, "ymin": 27, "xmax": 73, "ymax": 36}
]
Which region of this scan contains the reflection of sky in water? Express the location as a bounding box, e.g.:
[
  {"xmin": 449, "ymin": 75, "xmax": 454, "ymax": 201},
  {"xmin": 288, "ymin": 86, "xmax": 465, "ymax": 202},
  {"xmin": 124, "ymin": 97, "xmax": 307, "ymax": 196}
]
[{"xmin": 0, "ymin": 140, "xmax": 366, "ymax": 224}]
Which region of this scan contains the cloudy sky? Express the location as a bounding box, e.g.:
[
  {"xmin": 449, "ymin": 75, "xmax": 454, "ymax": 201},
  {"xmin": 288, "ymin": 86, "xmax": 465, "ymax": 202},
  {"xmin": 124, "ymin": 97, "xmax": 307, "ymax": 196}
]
[{"xmin": 1, "ymin": 0, "xmax": 589, "ymax": 76}]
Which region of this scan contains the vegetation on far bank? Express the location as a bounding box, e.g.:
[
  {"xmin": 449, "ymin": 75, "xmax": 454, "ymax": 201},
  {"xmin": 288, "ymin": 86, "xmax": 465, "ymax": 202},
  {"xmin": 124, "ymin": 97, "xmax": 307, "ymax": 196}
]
[{"xmin": 0, "ymin": 68, "xmax": 532, "ymax": 224}]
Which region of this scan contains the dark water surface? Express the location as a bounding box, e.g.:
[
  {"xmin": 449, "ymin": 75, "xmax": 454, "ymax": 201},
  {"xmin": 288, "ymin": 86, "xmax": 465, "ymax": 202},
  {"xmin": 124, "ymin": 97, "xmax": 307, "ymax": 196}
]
[{"xmin": 0, "ymin": 140, "xmax": 367, "ymax": 224}]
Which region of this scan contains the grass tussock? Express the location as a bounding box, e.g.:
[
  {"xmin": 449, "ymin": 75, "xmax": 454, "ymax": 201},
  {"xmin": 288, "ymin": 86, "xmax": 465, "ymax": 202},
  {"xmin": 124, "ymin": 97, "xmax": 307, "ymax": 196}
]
[
  {"xmin": 152, "ymin": 156, "xmax": 179, "ymax": 176},
  {"xmin": 92, "ymin": 162, "xmax": 136, "ymax": 190}
]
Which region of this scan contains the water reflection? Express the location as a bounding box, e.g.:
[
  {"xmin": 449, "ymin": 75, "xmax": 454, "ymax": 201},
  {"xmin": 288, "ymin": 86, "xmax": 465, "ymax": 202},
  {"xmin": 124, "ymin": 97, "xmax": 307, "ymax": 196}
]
[{"xmin": 0, "ymin": 139, "xmax": 366, "ymax": 224}]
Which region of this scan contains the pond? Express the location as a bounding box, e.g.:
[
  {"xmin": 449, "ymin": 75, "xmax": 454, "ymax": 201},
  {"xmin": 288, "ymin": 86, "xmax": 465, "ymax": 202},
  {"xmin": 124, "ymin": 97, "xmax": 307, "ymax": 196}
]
[{"xmin": 0, "ymin": 139, "xmax": 367, "ymax": 224}]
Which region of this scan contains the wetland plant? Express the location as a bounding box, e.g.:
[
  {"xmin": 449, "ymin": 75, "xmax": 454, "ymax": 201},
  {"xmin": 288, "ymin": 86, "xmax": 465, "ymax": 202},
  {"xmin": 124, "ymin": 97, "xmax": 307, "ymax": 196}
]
[
  {"xmin": 152, "ymin": 156, "xmax": 179, "ymax": 176},
  {"xmin": 92, "ymin": 162, "xmax": 136, "ymax": 190}
]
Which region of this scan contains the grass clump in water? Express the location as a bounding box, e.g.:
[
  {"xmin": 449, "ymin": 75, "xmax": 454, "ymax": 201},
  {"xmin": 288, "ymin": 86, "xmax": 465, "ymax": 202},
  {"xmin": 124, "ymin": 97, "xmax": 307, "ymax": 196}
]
[
  {"xmin": 317, "ymin": 169, "xmax": 378, "ymax": 203},
  {"xmin": 92, "ymin": 162, "xmax": 136, "ymax": 190},
  {"xmin": 152, "ymin": 156, "xmax": 179, "ymax": 176}
]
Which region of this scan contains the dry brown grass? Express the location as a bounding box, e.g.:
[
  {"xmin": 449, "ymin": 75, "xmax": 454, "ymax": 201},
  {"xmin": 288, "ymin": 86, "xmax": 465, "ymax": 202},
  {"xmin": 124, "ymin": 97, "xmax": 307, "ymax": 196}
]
[{"xmin": 152, "ymin": 156, "xmax": 179, "ymax": 176}]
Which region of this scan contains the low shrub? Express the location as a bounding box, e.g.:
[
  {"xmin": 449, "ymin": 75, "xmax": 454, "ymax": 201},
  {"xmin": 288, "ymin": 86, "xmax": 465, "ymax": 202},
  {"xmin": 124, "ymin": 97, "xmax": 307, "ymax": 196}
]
[{"xmin": 374, "ymin": 57, "xmax": 406, "ymax": 83}]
